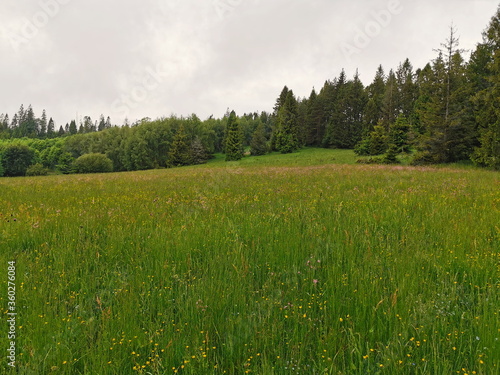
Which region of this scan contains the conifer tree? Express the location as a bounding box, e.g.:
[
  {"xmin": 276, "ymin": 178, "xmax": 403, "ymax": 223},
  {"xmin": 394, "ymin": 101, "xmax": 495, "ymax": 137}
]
[
  {"xmin": 39, "ymin": 109, "xmax": 47, "ymax": 138},
  {"xmin": 304, "ymin": 88, "xmax": 324, "ymax": 146},
  {"xmin": 346, "ymin": 71, "xmax": 368, "ymax": 147},
  {"xmin": 363, "ymin": 65, "xmax": 386, "ymax": 135},
  {"xmin": 190, "ymin": 137, "xmax": 209, "ymax": 165},
  {"xmin": 472, "ymin": 5, "xmax": 500, "ymax": 169},
  {"xmin": 275, "ymin": 91, "xmax": 300, "ymax": 153},
  {"xmin": 225, "ymin": 111, "xmax": 244, "ymax": 161},
  {"xmin": 389, "ymin": 114, "xmax": 411, "ymax": 153},
  {"xmin": 69, "ymin": 120, "xmax": 77, "ymax": 135},
  {"xmin": 167, "ymin": 125, "xmax": 191, "ymax": 167},
  {"xmin": 414, "ymin": 26, "xmax": 472, "ymax": 163},
  {"xmin": 396, "ymin": 58, "xmax": 418, "ymax": 121},
  {"xmin": 381, "ymin": 69, "xmax": 399, "ymax": 127},
  {"xmin": 250, "ymin": 122, "xmax": 268, "ymax": 156},
  {"xmin": 323, "ymin": 70, "xmax": 349, "ymax": 148},
  {"xmin": 47, "ymin": 118, "xmax": 55, "ymax": 138}
]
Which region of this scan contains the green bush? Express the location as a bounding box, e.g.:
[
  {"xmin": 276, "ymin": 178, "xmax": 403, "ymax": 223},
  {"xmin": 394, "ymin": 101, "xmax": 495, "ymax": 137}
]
[
  {"xmin": 26, "ymin": 163, "xmax": 49, "ymax": 176},
  {"xmin": 1, "ymin": 144, "xmax": 36, "ymax": 176},
  {"xmin": 73, "ymin": 153, "xmax": 113, "ymax": 174},
  {"xmin": 56, "ymin": 152, "xmax": 76, "ymax": 174}
]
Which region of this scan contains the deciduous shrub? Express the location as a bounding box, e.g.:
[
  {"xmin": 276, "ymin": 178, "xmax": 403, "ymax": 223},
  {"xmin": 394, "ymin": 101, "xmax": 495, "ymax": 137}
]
[
  {"xmin": 1, "ymin": 144, "xmax": 36, "ymax": 176},
  {"xmin": 26, "ymin": 163, "xmax": 49, "ymax": 176},
  {"xmin": 73, "ymin": 153, "xmax": 113, "ymax": 174}
]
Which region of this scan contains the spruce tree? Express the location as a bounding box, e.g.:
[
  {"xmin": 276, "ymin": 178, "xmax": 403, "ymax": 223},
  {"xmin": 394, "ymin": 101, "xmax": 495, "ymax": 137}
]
[
  {"xmin": 389, "ymin": 114, "xmax": 411, "ymax": 153},
  {"xmin": 225, "ymin": 111, "xmax": 243, "ymax": 161},
  {"xmin": 39, "ymin": 109, "xmax": 47, "ymax": 138},
  {"xmin": 381, "ymin": 69, "xmax": 399, "ymax": 128},
  {"xmin": 69, "ymin": 120, "xmax": 77, "ymax": 135},
  {"xmin": 305, "ymin": 88, "xmax": 324, "ymax": 146},
  {"xmin": 47, "ymin": 118, "xmax": 55, "ymax": 138},
  {"xmin": 369, "ymin": 123, "xmax": 389, "ymax": 155},
  {"xmin": 275, "ymin": 91, "xmax": 300, "ymax": 153},
  {"xmin": 250, "ymin": 122, "xmax": 268, "ymax": 156},
  {"xmin": 472, "ymin": 5, "xmax": 500, "ymax": 169},
  {"xmin": 167, "ymin": 125, "xmax": 191, "ymax": 167},
  {"xmin": 415, "ymin": 26, "xmax": 472, "ymax": 163},
  {"xmin": 363, "ymin": 65, "xmax": 386, "ymax": 134},
  {"xmin": 323, "ymin": 70, "xmax": 349, "ymax": 148},
  {"xmin": 396, "ymin": 58, "xmax": 418, "ymax": 121},
  {"xmin": 190, "ymin": 137, "xmax": 209, "ymax": 165}
]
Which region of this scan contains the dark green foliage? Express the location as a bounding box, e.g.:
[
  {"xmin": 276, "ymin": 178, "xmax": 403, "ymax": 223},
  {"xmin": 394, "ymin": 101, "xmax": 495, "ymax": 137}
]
[
  {"xmin": 389, "ymin": 114, "xmax": 411, "ymax": 153},
  {"xmin": 304, "ymin": 88, "xmax": 324, "ymax": 146},
  {"xmin": 414, "ymin": 27, "xmax": 475, "ymax": 164},
  {"xmin": 382, "ymin": 143, "xmax": 400, "ymax": 164},
  {"xmin": 381, "ymin": 69, "xmax": 399, "ymax": 127},
  {"xmin": 0, "ymin": 155, "xmax": 4, "ymax": 177},
  {"xmin": 369, "ymin": 124, "xmax": 389, "ymax": 155},
  {"xmin": 363, "ymin": 65, "xmax": 386, "ymax": 135},
  {"xmin": 225, "ymin": 111, "xmax": 244, "ymax": 161},
  {"xmin": 73, "ymin": 153, "xmax": 113, "ymax": 174},
  {"xmin": 1, "ymin": 144, "xmax": 36, "ymax": 176},
  {"xmin": 250, "ymin": 122, "xmax": 268, "ymax": 156},
  {"xmin": 190, "ymin": 137, "xmax": 210, "ymax": 165},
  {"xmin": 69, "ymin": 120, "xmax": 78, "ymax": 135},
  {"xmin": 355, "ymin": 123, "xmax": 388, "ymax": 156},
  {"xmin": 275, "ymin": 91, "xmax": 300, "ymax": 153},
  {"xmin": 472, "ymin": 6, "xmax": 500, "ymax": 169},
  {"xmin": 56, "ymin": 152, "xmax": 75, "ymax": 174},
  {"xmin": 322, "ymin": 71, "xmax": 367, "ymax": 149},
  {"xmin": 26, "ymin": 163, "xmax": 49, "ymax": 176}
]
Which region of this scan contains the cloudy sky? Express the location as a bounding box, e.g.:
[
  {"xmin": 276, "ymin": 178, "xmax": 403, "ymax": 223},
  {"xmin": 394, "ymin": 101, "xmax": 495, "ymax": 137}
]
[{"xmin": 0, "ymin": 0, "xmax": 498, "ymax": 127}]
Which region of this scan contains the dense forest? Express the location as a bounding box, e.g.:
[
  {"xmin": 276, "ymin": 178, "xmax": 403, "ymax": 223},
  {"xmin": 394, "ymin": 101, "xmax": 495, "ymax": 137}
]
[{"xmin": 0, "ymin": 6, "xmax": 499, "ymax": 176}]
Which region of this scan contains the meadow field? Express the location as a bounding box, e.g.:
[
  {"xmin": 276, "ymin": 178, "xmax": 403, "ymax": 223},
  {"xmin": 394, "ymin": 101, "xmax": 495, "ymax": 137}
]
[{"xmin": 0, "ymin": 149, "xmax": 498, "ymax": 374}]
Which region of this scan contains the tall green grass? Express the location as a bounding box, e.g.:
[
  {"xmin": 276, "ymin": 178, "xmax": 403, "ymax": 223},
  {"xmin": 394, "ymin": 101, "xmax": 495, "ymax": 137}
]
[{"xmin": 0, "ymin": 149, "xmax": 498, "ymax": 374}]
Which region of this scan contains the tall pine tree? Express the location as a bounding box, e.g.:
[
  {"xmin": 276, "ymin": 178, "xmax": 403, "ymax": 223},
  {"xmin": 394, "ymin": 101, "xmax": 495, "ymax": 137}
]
[
  {"xmin": 275, "ymin": 90, "xmax": 300, "ymax": 153},
  {"xmin": 472, "ymin": 5, "xmax": 500, "ymax": 169},
  {"xmin": 225, "ymin": 111, "xmax": 244, "ymax": 161}
]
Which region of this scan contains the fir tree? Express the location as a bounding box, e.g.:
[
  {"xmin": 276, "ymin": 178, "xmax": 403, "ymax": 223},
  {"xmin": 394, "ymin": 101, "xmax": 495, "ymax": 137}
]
[
  {"xmin": 275, "ymin": 91, "xmax": 300, "ymax": 153},
  {"xmin": 69, "ymin": 120, "xmax": 77, "ymax": 135},
  {"xmin": 39, "ymin": 109, "xmax": 47, "ymax": 138},
  {"xmin": 381, "ymin": 69, "xmax": 399, "ymax": 127},
  {"xmin": 363, "ymin": 65, "xmax": 386, "ymax": 134},
  {"xmin": 190, "ymin": 137, "xmax": 209, "ymax": 165},
  {"xmin": 389, "ymin": 114, "xmax": 411, "ymax": 153},
  {"xmin": 225, "ymin": 111, "xmax": 243, "ymax": 161},
  {"xmin": 47, "ymin": 118, "xmax": 55, "ymax": 138},
  {"xmin": 167, "ymin": 125, "xmax": 191, "ymax": 167},
  {"xmin": 472, "ymin": 5, "xmax": 500, "ymax": 169},
  {"xmin": 250, "ymin": 122, "xmax": 268, "ymax": 156},
  {"xmin": 369, "ymin": 123, "xmax": 389, "ymax": 155},
  {"xmin": 304, "ymin": 88, "xmax": 323, "ymax": 146}
]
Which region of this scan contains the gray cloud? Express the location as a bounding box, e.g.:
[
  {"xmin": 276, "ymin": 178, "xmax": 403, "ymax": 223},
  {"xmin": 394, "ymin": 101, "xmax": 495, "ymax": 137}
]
[{"xmin": 0, "ymin": 0, "xmax": 497, "ymax": 126}]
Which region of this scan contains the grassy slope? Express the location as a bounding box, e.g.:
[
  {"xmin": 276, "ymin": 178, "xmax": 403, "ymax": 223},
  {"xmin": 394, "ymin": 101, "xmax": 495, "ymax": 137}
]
[{"xmin": 0, "ymin": 148, "xmax": 498, "ymax": 374}]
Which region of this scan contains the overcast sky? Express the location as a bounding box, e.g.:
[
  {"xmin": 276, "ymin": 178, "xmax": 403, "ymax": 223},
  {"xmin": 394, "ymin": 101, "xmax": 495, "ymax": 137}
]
[{"xmin": 0, "ymin": 0, "xmax": 498, "ymax": 127}]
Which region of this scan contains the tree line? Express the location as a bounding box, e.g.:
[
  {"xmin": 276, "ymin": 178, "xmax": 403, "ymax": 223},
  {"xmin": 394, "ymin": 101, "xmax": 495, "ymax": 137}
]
[{"xmin": 0, "ymin": 6, "xmax": 499, "ymax": 176}]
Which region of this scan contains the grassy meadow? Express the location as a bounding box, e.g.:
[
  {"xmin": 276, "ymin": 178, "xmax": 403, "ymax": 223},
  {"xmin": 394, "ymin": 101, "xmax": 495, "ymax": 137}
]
[{"xmin": 0, "ymin": 148, "xmax": 499, "ymax": 374}]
